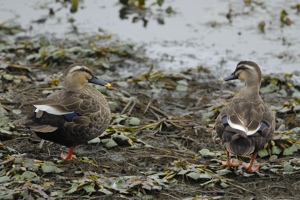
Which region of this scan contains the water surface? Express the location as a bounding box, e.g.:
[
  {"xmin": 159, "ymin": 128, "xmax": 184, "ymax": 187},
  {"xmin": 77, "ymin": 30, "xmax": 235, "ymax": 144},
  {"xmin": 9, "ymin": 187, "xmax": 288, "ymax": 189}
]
[{"xmin": 0, "ymin": 0, "xmax": 299, "ymax": 75}]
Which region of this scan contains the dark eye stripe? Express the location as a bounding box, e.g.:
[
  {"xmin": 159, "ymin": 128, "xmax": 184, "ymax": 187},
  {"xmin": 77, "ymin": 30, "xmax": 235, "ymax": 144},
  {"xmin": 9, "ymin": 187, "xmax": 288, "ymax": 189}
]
[
  {"xmin": 237, "ymin": 65, "xmax": 248, "ymax": 70},
  {"xmin": 75, "ymin": 67, "xmax": 92, "ymax": 75}
]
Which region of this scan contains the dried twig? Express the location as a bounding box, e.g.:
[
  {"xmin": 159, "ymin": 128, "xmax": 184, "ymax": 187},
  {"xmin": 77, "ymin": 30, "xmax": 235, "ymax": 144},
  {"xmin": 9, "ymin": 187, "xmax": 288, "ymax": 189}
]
[
  {"xmin": 149, "ymin": 108, "xmax": 161, "ymax": 120},
  {"xmin": 127, "ymin": 98, "xmax": 137, "ymax": 114},
  {"xmin": 0, "ymin": 104, "xmax": 11, "ymax": 111},
  {"xmin": 150, "ymin": 105, "xmax": 169, "ymax": 118},
  {"xmin": 226, "ymin": 181, "xmax": 255, "ymax": 194},
  {"xmin": 121, "ymin": 98, "xmax": 135, "ymax": 114},
  {"xmin": 160, "ymin": 192, "xmax": 181, "ymax": 200},
  {"xmin": 144, "ymin": 100, "xmax": 153, "ymax": 114}
]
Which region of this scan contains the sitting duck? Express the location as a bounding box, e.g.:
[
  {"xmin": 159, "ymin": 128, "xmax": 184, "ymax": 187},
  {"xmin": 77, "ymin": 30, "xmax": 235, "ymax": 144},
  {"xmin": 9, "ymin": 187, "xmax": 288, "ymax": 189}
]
[
  {"xmin": 15, "ymin": 63, "xmax": 111, "ymax": 160},
  {"xmin": 215, "ymin": 61, "xmax": 275, "ymax": 172}
]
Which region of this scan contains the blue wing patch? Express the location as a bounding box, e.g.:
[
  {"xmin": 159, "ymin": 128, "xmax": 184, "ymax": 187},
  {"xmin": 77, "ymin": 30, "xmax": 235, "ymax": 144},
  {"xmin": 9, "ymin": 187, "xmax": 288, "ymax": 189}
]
[
  {"xmin": 258, "ymin": 121, "xmax": 269, "ymax": 132},
  {"xmin": 64, "ymin": 112, "xmax": 78, "ymax": 122},
  {"xmin": 221, "ymin": 116, "xmax": 229, "ymax": 126}
]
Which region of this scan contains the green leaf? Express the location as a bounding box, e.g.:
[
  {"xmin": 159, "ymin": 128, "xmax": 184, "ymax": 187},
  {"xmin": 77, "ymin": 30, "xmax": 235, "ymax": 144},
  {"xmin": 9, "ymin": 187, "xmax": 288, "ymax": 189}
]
[
  {"xmin": 271, "ymin": 146, "xmax": 281, "ymax": 155},
  {"xmin": 283, "ymin": 163, "xmax": 293, "ymax": 173},
  {"xmin": 269, "ymin": 155, "xmax": 278, "ymax": 162},
  {"xmin": 101, "ymin": 138, "xmax": 111, "ymax": 143},
  {"xmin": 0, "ymin": 116, "xmax": 9, "ymax": 126},
  {"xmin": 54, "ymin": 167, "xmax": 64, "ymax": 173},
  {"xmin": 95, "ymin": 85, "xmax": 107, "ymax": 94},
  {"xmin": 21, "ymin": 171, "xmax": 37, "ymax": 180},
  {"xmin": 13, "ymin": 79, "xmax": 21, "ymax": 84},
  {"xmin": 283, "ymin": 144, "xmax": 298, "ymax": 156},
  {"xmin": 258, "ymin": 149, "xmax": 269, "ymax": 158},
  {"xmin": 129, "ymin": 117, "xmax": 141, "ymax": 126},
  {"xmin": 177, "ymin": 79, "xmax": 188, "ymax": 86},
  {"xmin": 165, "ymin": 6, "xmax": 173, "ymax": 14},
  {"xmin": 198, "ymin": 172, "xmax": 212, "ymax": 179},
  {"xmin": 0, "ymin": 193, "xmax": 14, "ymax": 199},
  {"xmin": 119, "ymin": 0, "xmax": 129, "ymax": 5},
  {"xmin": 98, "ymin": 188, "xmax": 113, "ymax": 195},
  {"xmin": 84, "ymin": 185, "xmax": 96, "ymax": 193},
  {"xmin": 88, "ymin": 137, "xmax": 101, "ymax": 144},
  {"xmin": 104, "ymin": 139, "xmax": 118, "ymax": 149},
  {"xmin": 142, "ymin": 184, "xmax": 152, "ymax": 190},
  {"xmin": 260, "ymin": 83, "xmax": 278, "ymax": 94},
  {"xmin": 157, "ymin": 0, "xmax": 164, "ymax": 6},
  {"xmin": 216, "ymin": 169, "xmax": 231, "ymax": 176},
  {"xmin": 14, "ymin": 157, "xmax": 23, "ymax": 164},
  {"xmin": 50, "ymin": 191, "xmax": 64, "ymax": 197},
  {"xmin": 155, "ymin": 81, "xmax": 165, "ymax": 88},
  {"xmin": 270, "ymin": 168, "xmax": 279, "ymax": 173},
  {"xmin": 187, "ymin": 172, "xmax": 201, "ymax": 180},
  {"xmin": 42, "ymin": 165, "xmax": 55, "ymax": 173},
  {"xmin": 0, "ymin": 107, "xmax": 8, "ymax": 116},
  {"xmin": 294, "ymin": 143, "xmax": 300, "ymax": 150},
  {"xmin": 115, "ymin": 134, "xmax": 130, "ymax": 141},
  {"xmin": 152, "ymin": 185, "xmax": 162, "ymax": 191},
  {"xmin": 3, "ymin": 74, "xmax": 14, "ymax": 81},
  {"xmin": 66, "ymin": 185, "xmax": 78, "ymax": 194},
  {"xmin": 116, "ymin": 81, "xmax": 128, "ymax": 88},
  {"xmin": 115, "ymin": 116, "xmax": 128, "ymax": 124},
  {"xmin": 199, "ymin": 148, "xmax": 215, "ymax": 157},
  {"xmin": 176, "ymin": 84, "xmax": 188, "ymax": 91},
  {"xmin": 178, "ymin": 169, "xmax": 189, "ymax": 175},
  {"xmin": 220, "ymin": 182, "xmax": 229, "ymax": 188},
  {"xmin": 0, "ymin": 176, "xmax": 10, "ymax": 183},
  {"xmin": 108, "ymin": 102, "xmax": 117, "ymax": 111}
]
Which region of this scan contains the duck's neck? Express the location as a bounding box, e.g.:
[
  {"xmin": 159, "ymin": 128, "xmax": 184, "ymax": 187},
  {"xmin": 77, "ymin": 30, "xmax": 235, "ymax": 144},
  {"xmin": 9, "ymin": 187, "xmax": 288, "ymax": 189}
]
[
  {"xmin": 238, "ymin": 84, "xmax": 261, "ymax": 99},
  {"xmin": 65, "ymin": 81, "xmax": 87, "ymax": 92}
]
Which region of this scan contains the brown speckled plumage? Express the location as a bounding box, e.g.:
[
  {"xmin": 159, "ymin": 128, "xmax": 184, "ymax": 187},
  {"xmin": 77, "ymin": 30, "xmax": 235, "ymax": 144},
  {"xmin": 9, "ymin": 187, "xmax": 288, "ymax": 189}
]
[
  {"xmin": 15, "ymin": 63, "xmax": 111, "ymax": 159},
  {"xmin": 215, "ymin": 61, "xmax": 275, "ymax": 172}
]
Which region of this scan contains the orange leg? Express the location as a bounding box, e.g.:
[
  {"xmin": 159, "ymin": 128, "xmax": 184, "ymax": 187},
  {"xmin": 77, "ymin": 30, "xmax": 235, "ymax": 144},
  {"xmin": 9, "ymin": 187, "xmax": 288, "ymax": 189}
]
[
  {"xmin": 242, "ymin": 152, "xmax": 260, "ymax": 172},
  {"xmin": 222, "ymin": 150, "xmax": 242, "ymax": 167},
  {"xmin": 222, "ymin": 150, "xmax": 231, "ymax": 166},
  {"xmin": 60, "ymin": 147, "xmax": 76, "ymax": 160}
]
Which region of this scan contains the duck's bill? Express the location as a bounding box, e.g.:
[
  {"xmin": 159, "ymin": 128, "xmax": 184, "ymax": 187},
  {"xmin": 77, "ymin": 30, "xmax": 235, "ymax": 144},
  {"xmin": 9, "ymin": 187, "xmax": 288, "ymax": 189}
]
[
  {"xmin": 89, "ymin": 75, "xmax": 109, "ymax": 86},
  {"xmin": 104, "ymin": 83, "xmax": 111, "ymax": 87},
  {"xmin": 223, "ymin": 73, "xmax": 238, "ymax": 81},
  {"xmin": 105, "ymin": 83, "xmax": 118, "ymax": 90},
  {"xmin": 89, "ymin": 75, "xmax": 118, "ymax": 90}
]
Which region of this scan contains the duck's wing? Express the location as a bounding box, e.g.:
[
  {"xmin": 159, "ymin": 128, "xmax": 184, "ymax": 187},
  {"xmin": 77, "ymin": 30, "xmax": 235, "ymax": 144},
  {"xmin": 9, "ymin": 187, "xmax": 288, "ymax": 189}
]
[
  {"xmin": 215, "ymin": 99, "xmax": 275, "ymax": 154},
  {"xmin": 260, "ymin": 107, "xmax": 275, "ymax": 139},
  {"xmin": 215, "ymin": 99, "xmax": 274, "ymax": 134},
  {"xmin": 226, "ymin": 101, "xmax": 264, "ymax": 136},
  {"xmin": 28, "ymin": 91, "xmax": 101, "ymax": 116},
  {"xmin": 221, "ymin": 99, "xmax": 274, "ymax": 136},
  {"xmin": 16, "ymin": 91, "xmax": 102, "ymax": 133}
]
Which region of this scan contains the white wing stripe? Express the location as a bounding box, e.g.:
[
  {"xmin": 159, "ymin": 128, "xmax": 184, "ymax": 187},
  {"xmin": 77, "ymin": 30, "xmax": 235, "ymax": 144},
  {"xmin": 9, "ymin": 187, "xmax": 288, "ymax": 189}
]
[
  {"xmin": 227, "ymin": 117, "xmax": 260, "ymax": 136},
  {"xmin": 34, "ymin": 105, "xmax": 73, "ymax": 115}
]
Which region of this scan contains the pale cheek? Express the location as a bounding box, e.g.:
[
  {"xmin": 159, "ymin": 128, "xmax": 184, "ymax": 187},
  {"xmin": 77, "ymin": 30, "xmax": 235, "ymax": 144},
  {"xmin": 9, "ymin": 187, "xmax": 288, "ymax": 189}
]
[
  {"xmin": 78, "ymin": 76, "xmax": 88, "ymax": 84},
  {"xmin": 87, "ymin": 74, "xmax": 92, "ymax": 80},
  {"xmin": 239, "ymin": 73, "xmax": 246, "ymax": 81}
]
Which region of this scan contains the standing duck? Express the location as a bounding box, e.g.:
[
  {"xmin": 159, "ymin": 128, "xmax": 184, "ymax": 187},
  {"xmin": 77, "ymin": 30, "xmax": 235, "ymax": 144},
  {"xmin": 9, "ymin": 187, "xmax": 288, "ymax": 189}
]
[
  {"xmin": 215, "ymin": 61, "xmax": 275, "ymax": 172},
  {"xmin": 15, "ymin": 63, "xmax": 111, "ymax": 160}
]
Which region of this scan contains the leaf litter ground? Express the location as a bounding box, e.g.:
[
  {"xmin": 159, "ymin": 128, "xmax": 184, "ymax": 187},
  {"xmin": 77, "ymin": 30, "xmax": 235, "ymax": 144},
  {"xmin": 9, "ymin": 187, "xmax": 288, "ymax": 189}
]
[{"xmin": 1, "ymin": 25, "xmax": 300, "ymax": 200}]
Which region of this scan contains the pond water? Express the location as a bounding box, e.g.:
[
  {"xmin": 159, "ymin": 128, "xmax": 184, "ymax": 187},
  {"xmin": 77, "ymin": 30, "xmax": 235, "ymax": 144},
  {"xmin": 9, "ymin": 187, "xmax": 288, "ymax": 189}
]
[{"xmin": 0, "ymin": 0, "xmax": 299, "ymax": 75}]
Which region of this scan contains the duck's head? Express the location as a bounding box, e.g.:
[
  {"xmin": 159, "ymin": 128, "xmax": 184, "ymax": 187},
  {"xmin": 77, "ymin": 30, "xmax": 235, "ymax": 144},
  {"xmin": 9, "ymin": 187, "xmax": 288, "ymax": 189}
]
[
  {"xmin": 64, "ymin": 63, "xmax": 110, "ymax": 91},
  {"xmin": 223, "ymin": 61, "xmax": 262, "ymax": 86}
]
